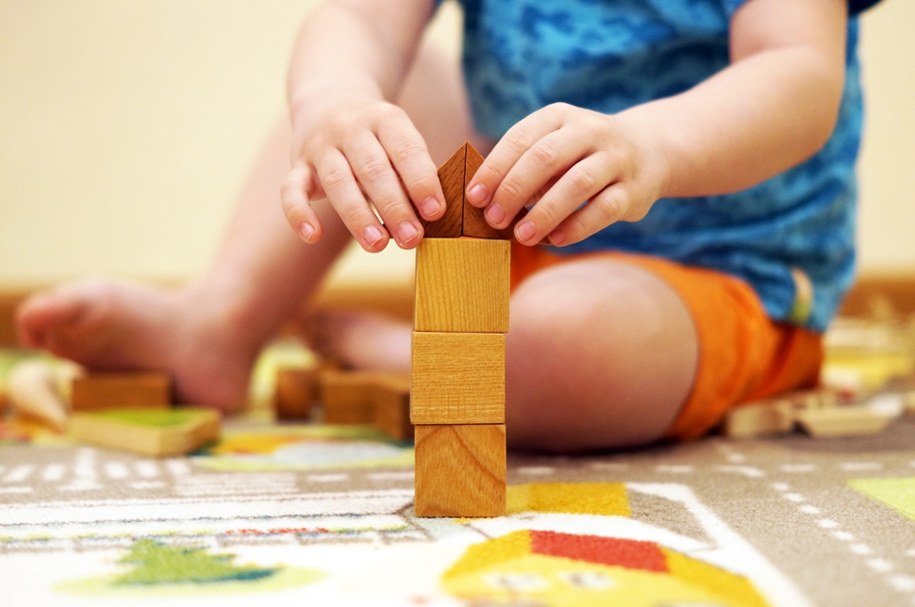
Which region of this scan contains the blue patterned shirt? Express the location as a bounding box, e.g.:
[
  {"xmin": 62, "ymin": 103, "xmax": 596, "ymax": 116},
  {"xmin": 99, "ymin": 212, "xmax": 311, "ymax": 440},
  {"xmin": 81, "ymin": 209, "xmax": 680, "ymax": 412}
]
[{"xmin": 446, "ymin": 0, "xmax": 876, "ymax": 331}]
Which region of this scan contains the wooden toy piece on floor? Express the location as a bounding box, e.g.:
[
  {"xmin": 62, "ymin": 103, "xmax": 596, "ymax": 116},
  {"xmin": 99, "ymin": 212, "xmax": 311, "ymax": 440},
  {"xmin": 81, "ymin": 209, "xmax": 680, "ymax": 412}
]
[
  {"xmin": 795, "ymin": 405, "xmax": 894, "ymax": 438},
  {"xmin": 71, "ymin": 371, "xmax": 171, "ymax": 411},
  {"xmin": 721, "ymin": 399, "xmax": 794, "ymax": 438},
  {"xmin": 414, "ymin": 238, "xmax": 510, "ymax": 333},
  {"xmin": 414, "ymin": 424, "xmax": 506, "ymax": 517},
  {"xmin": 411, "ymin": 331, "xmax": 506, "ymax": 425},
  {"xmin": 69, "ymin": 407, "xmax": 220, "ymax": 457},
  {"xmin": 318, "ymin": 367, "xmax": 377, "ymax": 425},
  {"xmin": 372, "ymin": 373, "xmax": 413, "ymax": 441},
  {"xmin": 274, "ymin": 367, "xmax": 317, "ymax": 421},
  {"xmin": 7, "ymin": 359, "xmax": 71, "ymax": 430}
]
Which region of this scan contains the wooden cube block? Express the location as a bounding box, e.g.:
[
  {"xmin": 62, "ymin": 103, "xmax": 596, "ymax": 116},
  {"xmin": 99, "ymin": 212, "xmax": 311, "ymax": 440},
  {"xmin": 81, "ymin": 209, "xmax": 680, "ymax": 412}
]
[
  {"xmin": 414, "ymin": 424, "xmax": 506, "ymax": 517},
  {"xmin": 69, "ymin": 407, "xmax": 220, "ymax": 457},
  {"xmin": 71, "ymin": 371, "xmax": 171, "ymax": 411},
  {"xmin": 274, "ymin": 367, "xmax": 317, "ymax": 421},
  {"xmin": 795, "ymin": 406, "xmax": 893, "ymax": 437},
  {"xmin": 423, "ymin": 143, "xmax": 465, "ymax": 238},
  {"xmin": 319, "ymin": 368, "xmax": 376, "ymax": 424},
  {"xmin": 372, "ymin": 373, "xmax": 413, "ymax": 441},
  {"xmin": 722, "ymin": 400, "xmax": 793, "ymax": 438},
  {"xmin": 411, "ymin": 332, "xmax": 505, "ymax": 424},
  {"xmin": 414, "ymin": 238, "xmax": 510, "ymax": 333}
]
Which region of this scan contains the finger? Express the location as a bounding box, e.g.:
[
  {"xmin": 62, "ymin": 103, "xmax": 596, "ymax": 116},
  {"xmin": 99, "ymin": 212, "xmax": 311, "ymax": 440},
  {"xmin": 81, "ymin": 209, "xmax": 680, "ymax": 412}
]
[
  {"xmin": 280, "ymin": 162, "xmax": 324, "ymax": 244},
  {"xmin": 377, "ymin": 112, "xmax": 445, "ymax": 222},
  {"xmin": 465, "ymin": 104, "xmax": 566, "ymax": 210},
  {"xmin": 485, "ymin": 129, "xmax": 586, "ymax": 230},
  {"xmin": 314, "ymin": 148, "xmax": 390, "ymax": 252},
  {"xmin": 514, "ymin": 152, "xmax": 616, "ymax": 245},
  {"xmin": 344, "ymin": 135, "xmax": 423, "ymax": 250},
  {"xmin": 546, "ymin": 182, "xmax": 630, "ymax": 247}
]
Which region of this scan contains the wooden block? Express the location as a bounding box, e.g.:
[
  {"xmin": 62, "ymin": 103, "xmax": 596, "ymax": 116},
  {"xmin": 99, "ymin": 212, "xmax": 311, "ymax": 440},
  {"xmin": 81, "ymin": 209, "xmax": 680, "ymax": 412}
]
[
  {"xmin": 69, "ymin": 407, "xmax": 220, "ymax": 457},
  {"xmin": 411, "ymin": 332, "xmax": 505, "ymax": 424},
  {"xmin": 794, "ymin": 406, "xmax": 893, "ymax": 437},
  {"xmin": 414, "ymin": 424, "xmax": 506, "ymax": 517},
  {"xmin": 372, "ymin": 373, "xmax": 413, "ymax": 441},
  {"xmin": 319, "ymin": 368, "xmax": 376, "ymax": 424},
  {"xmin": 721, "ymin": 400, "xmax": 793, "ymax": 438},
  {"xmin": 274, "ymin": 367, "xmax": 317, "ymax": 421},
  {"xmin": 414, "ymin": 238, "xmax": 510, "ymax": 333},
  {"xmin": 461, "ymin": 143, "xmax": 522, "ymax": 240},
  {"xmin": 423, "ymin": 143, "xmax": 465, "ymax": 238},
  {"xmin": 71, "ymin": 371, "xmax": 171, "ymax": 411}
]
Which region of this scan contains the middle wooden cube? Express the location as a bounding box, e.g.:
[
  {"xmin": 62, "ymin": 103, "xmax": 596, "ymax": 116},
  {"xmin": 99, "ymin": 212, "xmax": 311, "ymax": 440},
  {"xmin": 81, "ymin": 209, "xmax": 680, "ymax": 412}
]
[{"xmin": 410, "ymin": 331, "xmax": 505, "ymax": 424}]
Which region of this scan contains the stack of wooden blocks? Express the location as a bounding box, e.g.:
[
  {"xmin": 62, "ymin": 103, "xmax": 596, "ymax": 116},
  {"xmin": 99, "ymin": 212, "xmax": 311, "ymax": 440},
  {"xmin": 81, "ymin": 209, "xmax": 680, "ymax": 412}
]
[{"xmin": 411, "ymin": 142, "xmax": 513, "ymax": 517}]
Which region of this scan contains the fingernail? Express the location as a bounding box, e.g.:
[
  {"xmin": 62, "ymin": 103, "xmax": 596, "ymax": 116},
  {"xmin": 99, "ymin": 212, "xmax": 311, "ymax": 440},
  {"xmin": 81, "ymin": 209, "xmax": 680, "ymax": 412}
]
[
  {"xmin": 468, "ymin": 183, "xmax": 490, "ymax": 206},
  {"xmin": 298, "ymin": 222, "xmax": 315, "ymax": 242},
  {"xmin": 363, "ymin": 225, "xmax": 384, "ymax": 247},
  {"xmin": 516, "ymin": 220, "xmax": 536, "ymax": 243},
  {"xmin": 420, "ymin": 197, "xmax": 441, "ymax": 218},
  {"xmin": 485, "ymin": 204, "xmax": 505, "ymax": 226},
  {"xmin": 396, "ymin": 221, "xmax": 419, "ymax": 244}
]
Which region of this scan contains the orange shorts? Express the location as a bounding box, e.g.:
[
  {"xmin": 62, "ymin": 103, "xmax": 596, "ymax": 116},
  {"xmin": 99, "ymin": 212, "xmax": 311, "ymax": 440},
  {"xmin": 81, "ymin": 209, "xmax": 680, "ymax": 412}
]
[{"xmin": 511, "ymin": 244, "xmax": 824, "ymax": 441}]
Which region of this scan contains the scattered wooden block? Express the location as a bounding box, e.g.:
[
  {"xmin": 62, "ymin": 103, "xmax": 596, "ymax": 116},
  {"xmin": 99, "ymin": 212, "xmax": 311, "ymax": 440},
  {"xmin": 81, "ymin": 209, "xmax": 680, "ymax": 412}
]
[
  {"xmin": 414, "ymin": 423, "xmax": 506, "ymax": 517},
  {"xmin": 319, "ymin": 368, "xmax": 376, "ymax": 424},
  {"xmin": 722, "ymin": 399, "xmax": 794, "ymax": 438},
  {"xmin": 423, "ymin": 143, "xmax": 465, "ymax": 238},
  {"xmin": 70, "ymin": 371, "xmax": 171, "ymax": 411},
  {"xmin": 274, "ymin": 367, "xmax": 317, "ymax": 421},
  {"xmin": 411, "ymin": 331, "xmax": 505, "ymax": 424},
  {"xmin": 69, "ymin": 407, "xmax": 220, "ymax": 457},
  {"xmin": 372, "ymin": 373, "xmax": 413, "ymax": 441},
  {"xmin": 414, "ymin": 238, "xmax": 510, "ymax": 333},
  {"xmin": 795, "ymin": 406, "xmax": 893, "ymax": 437},
  {"xmin": 7, "ymin": 360, "xmax": 70, "ymax": 430}
]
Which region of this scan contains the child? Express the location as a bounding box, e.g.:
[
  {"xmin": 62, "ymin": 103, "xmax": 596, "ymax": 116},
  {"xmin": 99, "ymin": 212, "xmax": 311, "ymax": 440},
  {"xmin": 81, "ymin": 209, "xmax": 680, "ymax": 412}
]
[{"xmin": 17, "ymin": 0, "xmax": 880, "ymax": 452}]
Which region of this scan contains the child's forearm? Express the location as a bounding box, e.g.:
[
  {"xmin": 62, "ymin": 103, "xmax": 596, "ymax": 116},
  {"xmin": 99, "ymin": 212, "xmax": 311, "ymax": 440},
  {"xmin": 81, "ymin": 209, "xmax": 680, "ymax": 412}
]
[
  {"xmin": 286, "ymin": 0, "xmax": 433, "ymax": 139},
  {"xmin": 625, "ymin": 0, "xmax": 848, "ymax": 199}
]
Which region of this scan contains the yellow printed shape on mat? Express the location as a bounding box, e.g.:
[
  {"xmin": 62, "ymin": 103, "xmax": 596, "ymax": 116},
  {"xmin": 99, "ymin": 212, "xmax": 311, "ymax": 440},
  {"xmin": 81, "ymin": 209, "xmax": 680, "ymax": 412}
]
[
  {"xmin": 507, "ymin": 482, "xmax": 630, "ymax": 516},
  {"xmin": 442, "ymin": 530, "xmax": 771, "ymax": 607},
  {"xmin": 849, "ymin": 476, "xmax": 915, "ymax": 521}
]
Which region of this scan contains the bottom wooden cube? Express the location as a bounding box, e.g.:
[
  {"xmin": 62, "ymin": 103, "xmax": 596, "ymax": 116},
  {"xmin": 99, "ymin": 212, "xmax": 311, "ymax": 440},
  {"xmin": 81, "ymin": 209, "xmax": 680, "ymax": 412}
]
[{"xmin": 414, "ymin": 424, "xmax": 506, "ymax": 517}]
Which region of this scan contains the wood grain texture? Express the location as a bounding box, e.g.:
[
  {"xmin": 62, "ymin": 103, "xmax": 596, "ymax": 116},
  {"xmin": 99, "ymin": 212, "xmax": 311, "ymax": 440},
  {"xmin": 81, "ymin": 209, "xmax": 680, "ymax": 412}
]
[
  {"xmin": 414, "ymin": 423, "xmax": 506, "ymax": 517},
  {"xmin": 69, "ymin": 407, "xmax": 220, "ymax": 457},
  {"xmin": 410, "ymin": 331, "xmax": 505, "ymax": 424},
  {"xmin": 423, "ymin": 143, "xmax": 465, "ymax": 238},
  {"xmin": 414, "ymin": 238, "xmax": 510, "ymax": 333},
  {"xmin": 274, "ymin": 367, "xmax": 317, "ymax": 421},
  {"xmin": 70, "ymin": 371, "xmax": 171, "ymax": 411}
]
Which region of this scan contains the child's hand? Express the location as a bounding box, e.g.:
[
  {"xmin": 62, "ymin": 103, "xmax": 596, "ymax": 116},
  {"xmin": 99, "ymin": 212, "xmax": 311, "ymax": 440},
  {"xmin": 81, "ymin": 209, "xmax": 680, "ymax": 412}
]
[
  {"xmin": 465, "ymin": 103, "xmax": 670, "ymax": 247},
  {"xmin": 282, "ymin": 97, "xmax": 445, "ymax": 252}
]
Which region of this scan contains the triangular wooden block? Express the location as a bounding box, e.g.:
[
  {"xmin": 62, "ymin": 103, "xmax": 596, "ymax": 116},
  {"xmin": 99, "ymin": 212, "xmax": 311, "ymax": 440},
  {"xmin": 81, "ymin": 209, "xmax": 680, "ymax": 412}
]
[
  {"xmin": 423, "ymin": 142, "xmax": 520, "ymax": 241},
  {"xmin": 423, "ymin": 144, "xmax": 465, "ymax": 238}
]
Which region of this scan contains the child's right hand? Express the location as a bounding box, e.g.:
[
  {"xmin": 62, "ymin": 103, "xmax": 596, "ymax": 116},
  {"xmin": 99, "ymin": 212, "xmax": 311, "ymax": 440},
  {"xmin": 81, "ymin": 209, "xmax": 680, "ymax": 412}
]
[{"xmin": 281, "ymin": 96, "xmax": 446, "ymax": 253}]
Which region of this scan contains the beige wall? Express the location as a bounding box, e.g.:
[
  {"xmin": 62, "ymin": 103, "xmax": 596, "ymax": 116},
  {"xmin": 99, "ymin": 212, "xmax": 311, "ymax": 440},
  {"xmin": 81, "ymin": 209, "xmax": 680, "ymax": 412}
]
[{"xmin": 0, "ymin": 0, "xmax": 912, "ymax": 290}]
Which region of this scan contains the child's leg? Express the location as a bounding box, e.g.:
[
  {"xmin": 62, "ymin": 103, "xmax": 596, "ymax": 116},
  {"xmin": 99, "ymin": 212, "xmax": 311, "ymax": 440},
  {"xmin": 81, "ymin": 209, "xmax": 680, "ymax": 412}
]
[
  {"xmin": 16, "ymin": 41, "xmax": 473, "ymax": 411},
  {"xmin": 505, "ymin": 257, "xmax": 697, "ymax": 451}
]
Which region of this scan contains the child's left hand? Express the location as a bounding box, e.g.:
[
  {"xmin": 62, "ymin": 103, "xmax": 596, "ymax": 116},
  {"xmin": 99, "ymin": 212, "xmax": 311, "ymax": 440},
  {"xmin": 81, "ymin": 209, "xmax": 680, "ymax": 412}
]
[{"xmin": 465, "ymin": 103, "xmax": 670, "ymax": 247}]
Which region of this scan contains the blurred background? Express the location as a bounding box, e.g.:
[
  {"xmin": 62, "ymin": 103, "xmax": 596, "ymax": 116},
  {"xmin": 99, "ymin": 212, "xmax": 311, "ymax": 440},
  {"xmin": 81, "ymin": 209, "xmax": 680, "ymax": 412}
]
[{"xmin": 1, "ymin": 0, "xmax": 912, "ymax": 296}]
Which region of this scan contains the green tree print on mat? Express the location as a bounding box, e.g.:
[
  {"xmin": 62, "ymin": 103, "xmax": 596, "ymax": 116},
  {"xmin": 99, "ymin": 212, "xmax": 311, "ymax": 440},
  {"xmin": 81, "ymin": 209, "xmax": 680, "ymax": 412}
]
[{"xmin": 114, "ymin": 540, "xmax": 278, "ymax": 585}]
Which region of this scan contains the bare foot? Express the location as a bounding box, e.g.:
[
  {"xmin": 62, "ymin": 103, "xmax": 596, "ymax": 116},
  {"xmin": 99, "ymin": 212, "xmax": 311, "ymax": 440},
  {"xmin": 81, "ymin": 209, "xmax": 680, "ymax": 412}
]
[
  {"xmin": 15, "ymin": 277, "xmax": 261, "ymax": 412},
  {"xmin": 306, "ymin": 309, "xmax": 411, "ymax": 375}
]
